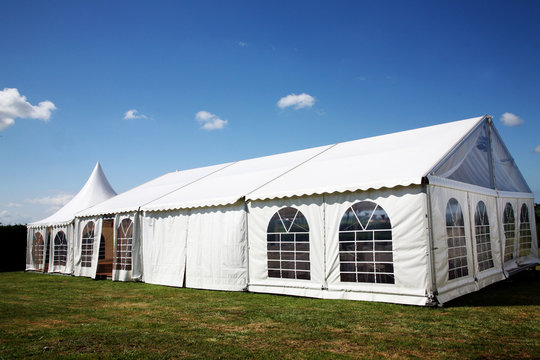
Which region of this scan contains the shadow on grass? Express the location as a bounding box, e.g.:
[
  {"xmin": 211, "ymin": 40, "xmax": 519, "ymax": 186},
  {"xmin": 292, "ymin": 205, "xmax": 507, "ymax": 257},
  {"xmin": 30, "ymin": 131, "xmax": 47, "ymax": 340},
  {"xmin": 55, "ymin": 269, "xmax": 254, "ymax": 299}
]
[{"xmin": 444, "ymin": 269, "xmax": 540, "ymax": 308}]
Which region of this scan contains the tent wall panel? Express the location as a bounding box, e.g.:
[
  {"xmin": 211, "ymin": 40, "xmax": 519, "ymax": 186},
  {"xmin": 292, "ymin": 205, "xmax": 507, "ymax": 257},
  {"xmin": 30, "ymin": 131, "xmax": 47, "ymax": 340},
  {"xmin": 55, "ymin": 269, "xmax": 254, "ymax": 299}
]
[
  {"xmin": 112, "ymin": 212, "xmax": 140, "ymax": 282},
  {"xmin": 48, "ymin": 225, "xmax": 71, "ymax": 274},
  {"xmin": 142, "ymin": 211, "xmax": 189, "ymax": 287},
  {"xmin": 185, "ymin": 203, "xmax": 247, "ymax": 291},
  {"xmin": 73, "ymin": 217, "xmax": 102, "ymax": 278},
  {"xmin": 324, "ymin": 187, "xmax": 429, "ymax": 304},
  {"xmin": 430, "ymin": 186, "xmax": 478, "ymax": 303},
  {"xmin": 497, "ymin": 197, "xmax": 520, "ymax": 272},
  {"xmin": 467, "ymin": 192, "xmax": 505, "ymax": 289},
  {"xmin": 516, "ymin": 198, "xmax": 538, "ymax": 266},
  {"xmin": 247, "ymin": 195, "xmax": 326, "ymax": 292}
]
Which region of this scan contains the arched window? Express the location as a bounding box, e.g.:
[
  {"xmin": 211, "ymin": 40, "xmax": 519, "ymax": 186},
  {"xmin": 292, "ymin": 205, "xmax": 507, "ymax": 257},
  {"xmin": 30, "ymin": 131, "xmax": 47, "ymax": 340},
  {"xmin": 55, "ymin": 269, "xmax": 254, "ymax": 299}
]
[
  {"xmin": 474, "ymin": 201, "xmax": 494, "ymax": 271},
  {"xmin": 338, "ymin": 201, "xmax": 394, "ymax": 284},
  {"xmin": 518, "ymin": 204, "xmax": 532, "ymax": 257},
  {"xmin": 446, "ymin": 198, "xmax": 469, "ymax": 280},
  {"xmin": 115, "ymin": 218, "xmax": 133, "ymax": 271},
  {"xmin": 503, "ymin": 203, "xmax": 516, "ymax": 262},
  {"xmin": 267, "ymin": 207, "xmax": 310, "ymax": 280},
  {"xmin": 81, "ymin": 222, "xmax": 95, "ymax": 268},
  {"xmin": 53, "ymin": 231, "xmax": 68, "ymax": 266},
  {"xmin": 32, "ymin": 232, "xmax": 44, "ymax": 269}
]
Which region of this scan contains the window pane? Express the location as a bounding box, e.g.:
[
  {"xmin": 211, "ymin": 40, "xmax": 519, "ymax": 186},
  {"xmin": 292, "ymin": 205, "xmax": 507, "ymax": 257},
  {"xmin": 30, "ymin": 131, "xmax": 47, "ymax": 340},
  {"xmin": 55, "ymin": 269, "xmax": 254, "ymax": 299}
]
[
  {"xmin": 266, "ymin": 207, "xmax": 311, "ymax": 280},
  {"xmin": 338, "ymin": 201, "xmax": 393, "ymax": 284}
]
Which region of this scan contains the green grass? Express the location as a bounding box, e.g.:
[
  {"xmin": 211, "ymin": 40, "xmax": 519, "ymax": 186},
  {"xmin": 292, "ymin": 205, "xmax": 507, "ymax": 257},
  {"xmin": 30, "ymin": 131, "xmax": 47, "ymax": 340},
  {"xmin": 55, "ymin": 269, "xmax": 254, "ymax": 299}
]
[{"xmin": 0, "ymin": 271, "xmax": 539, "ymax": 359}]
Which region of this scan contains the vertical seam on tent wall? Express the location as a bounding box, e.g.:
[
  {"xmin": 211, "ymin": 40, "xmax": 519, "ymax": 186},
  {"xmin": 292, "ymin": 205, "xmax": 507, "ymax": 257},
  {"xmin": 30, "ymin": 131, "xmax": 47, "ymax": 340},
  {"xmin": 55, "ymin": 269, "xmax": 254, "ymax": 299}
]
[
  {"xmin": 466, "ymin": 192, "xmax": 478, "ymax": 281},
  {"xmin": 245, "ymin": 143, "xmax": 340, "ymax": 198},
  {"xmin": 425, "ymin": 184, "xmax": 438, "ymax": 297},
  {"xmin": 322, "ymin": 194, "xmax": 328, "ymax": 290},
  {"xmin": 493, "ymin": 198, "xmax": 507, "ymax": 278},
  {"xmin": 183, "ymin": 209, "xmax": 190, "ymax": 288},
  {"xmin": 244, "ymin": 199, "xmax": 250, "ymax": 291}
]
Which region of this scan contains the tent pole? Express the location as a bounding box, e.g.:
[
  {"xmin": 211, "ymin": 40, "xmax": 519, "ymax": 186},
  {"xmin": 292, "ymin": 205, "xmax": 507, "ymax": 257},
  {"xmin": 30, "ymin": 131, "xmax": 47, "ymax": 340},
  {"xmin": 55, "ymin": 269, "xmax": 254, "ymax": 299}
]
[
  {"xmin": 244, "ymin": 198, "xmax": 250, "ymax": 292},
  {"xmin": 424, "ymin": 181, "xmax": 439, "ymax": 306}
]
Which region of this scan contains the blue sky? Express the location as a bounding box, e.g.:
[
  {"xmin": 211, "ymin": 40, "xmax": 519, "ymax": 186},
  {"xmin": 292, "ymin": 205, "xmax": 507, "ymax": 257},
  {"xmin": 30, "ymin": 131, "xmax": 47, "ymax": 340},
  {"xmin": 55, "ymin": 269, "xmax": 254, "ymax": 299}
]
[{"xmin": 1, "ymin": 0, "xmax": 539, "ymax": 224}]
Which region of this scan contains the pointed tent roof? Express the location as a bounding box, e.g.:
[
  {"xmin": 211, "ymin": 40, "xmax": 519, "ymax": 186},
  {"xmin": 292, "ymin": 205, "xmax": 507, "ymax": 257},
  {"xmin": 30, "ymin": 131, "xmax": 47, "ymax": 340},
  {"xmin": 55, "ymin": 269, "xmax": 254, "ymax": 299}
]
[{"xmin": 29, "ymin": 162, "xmax": 116, "ymax": 228}]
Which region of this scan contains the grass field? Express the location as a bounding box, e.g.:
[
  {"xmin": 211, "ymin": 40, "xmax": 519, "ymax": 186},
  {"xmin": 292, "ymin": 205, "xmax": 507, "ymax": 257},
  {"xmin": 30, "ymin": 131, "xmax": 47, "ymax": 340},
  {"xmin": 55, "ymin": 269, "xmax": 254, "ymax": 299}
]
[{"xmin": 0, "ymin": 271, "xmax": 539, "ymax": 359}]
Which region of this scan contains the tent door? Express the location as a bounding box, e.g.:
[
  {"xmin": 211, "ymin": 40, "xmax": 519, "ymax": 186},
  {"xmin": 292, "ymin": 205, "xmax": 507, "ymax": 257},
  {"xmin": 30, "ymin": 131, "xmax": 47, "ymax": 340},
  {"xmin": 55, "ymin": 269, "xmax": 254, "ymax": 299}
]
[{"xmin": 97, "ymin": 219, "xmax": 114, "ymax": 278}]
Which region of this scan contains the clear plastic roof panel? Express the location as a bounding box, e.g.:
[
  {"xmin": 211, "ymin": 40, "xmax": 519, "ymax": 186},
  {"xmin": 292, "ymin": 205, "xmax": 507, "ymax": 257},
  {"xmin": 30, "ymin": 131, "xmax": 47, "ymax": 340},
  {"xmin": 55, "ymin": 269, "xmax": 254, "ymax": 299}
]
[
  {"xmin": 490, "ymin": 126, "xmax": 531, "ymax": 193},
  {"xmin": 431, "ymin": 121, "xmax": 494, "ymax": 189},
  {"xmin": 430, "ymin": 119, "xmax": 531, "ymax": 193}
]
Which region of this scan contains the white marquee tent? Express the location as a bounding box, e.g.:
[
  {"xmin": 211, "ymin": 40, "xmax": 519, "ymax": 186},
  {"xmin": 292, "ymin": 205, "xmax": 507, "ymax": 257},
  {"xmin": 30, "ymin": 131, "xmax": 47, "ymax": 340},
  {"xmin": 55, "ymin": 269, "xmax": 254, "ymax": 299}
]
[
  {"xmin": 26, "ymin": 162, "xmax": 116, "ymax": 274},
  {"xmin": 26, "ymin": 116, "xmax": 538, "ymax": 305}
]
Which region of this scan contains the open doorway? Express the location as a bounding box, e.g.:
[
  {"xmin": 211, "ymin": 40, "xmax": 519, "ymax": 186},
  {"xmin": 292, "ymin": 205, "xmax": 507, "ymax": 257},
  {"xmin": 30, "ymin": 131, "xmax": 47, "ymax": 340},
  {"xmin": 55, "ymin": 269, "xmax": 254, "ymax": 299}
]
[{"xmin": 97, "ymin": 218, "xmax": 114, "ymax": 278}]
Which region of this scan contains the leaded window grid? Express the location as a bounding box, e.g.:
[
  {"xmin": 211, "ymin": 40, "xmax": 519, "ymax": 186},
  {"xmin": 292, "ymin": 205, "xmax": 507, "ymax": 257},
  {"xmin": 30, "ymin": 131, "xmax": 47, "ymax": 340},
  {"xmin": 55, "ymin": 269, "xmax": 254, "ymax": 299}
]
[
  {"xmin": 474, "ymin": 201, "xmax": 494, "ymax": 272},
  {"xmin": 267, "ymin": 207, "xmax": 311, "ymax": 281},
  {"xmin": 503, "ymin": 203, "xmax": 516, "ymax": 262},
  {"xmin": 115, "ymin": 218, "xmax": 133, "ymax": 271},
  {"xmin": 81, "ymin": 222, "xmax": 95, "ymax": 268},
  {"xmin": 446, "ymin": 198, "xmax": 469, "ymax": 280},
  {"xmin": 32, "ymin": 232, "xmax": 44, "ymax": 269},
  {"xmin": 338, "ymin": 201, "xmax": 394, "ymax": 284},
  {"xmin": 518, "ymin": 204, "xmax": 532, "ymax": 257},
  {"xmin": 53, "ymin": 231, "xmax": 68, "ymax": 266}
]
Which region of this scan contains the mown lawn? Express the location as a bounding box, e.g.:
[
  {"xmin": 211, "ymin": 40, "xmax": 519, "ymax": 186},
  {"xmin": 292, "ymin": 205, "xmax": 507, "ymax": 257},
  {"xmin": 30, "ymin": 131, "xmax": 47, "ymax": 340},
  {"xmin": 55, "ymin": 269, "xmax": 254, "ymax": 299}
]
[{"xmin": 0, "ymin": 271, "xmax": 538, "ymax": 359}]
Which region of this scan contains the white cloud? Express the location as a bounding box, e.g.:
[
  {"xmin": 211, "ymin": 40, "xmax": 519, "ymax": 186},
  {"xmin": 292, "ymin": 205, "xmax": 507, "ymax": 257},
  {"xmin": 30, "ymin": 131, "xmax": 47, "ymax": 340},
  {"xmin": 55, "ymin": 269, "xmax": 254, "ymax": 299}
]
[
  {"xmin": 277, "ymin": 93, "xmax": 316, "ymax": 110},
  {"xmin": 500, "ymin": 112, "xmax": 524, "ymax": 127},
  {"xmin": 124, "ymin": 109, "xmax": 148, "ymax": 120},
  {"xmin": 0, "ymin": 88, "xmax": 56, "ymax": 131},
  {"xmin": 25, "ymin": 193, "xmax": 74, "ymax": 207},
  {"xmin": 0, "ymin": 209, "xmax": 31, "ymax": 225},
  {"xmin": 237, "ymin": 41, "xmax": 247, "ymax": 47},
  {"xmin": 7, "ymin": 202, "xmax": 21, "ymax": 208},
  {"xmin": 535, "ymin": 145, "xmax": 540, "ymax": 153},
  {"xmin": 195, "ymin": 110, "xmax": 228, "ymax": 130}
]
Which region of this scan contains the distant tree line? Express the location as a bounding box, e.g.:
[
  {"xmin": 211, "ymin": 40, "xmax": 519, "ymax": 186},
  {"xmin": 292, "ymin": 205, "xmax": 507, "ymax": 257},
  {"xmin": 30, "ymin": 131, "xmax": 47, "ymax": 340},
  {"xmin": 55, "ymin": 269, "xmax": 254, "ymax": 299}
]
[{"xmin": 0, "ymin": 225, "xmax": 26, "ymax": 272}]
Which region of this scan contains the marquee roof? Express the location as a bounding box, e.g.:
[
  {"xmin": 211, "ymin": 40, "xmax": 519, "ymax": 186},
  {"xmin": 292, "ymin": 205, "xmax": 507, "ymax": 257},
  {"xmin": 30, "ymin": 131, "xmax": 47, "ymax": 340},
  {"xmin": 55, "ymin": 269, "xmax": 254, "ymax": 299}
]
[
  {"xmin": 76, "ymin": 115, "xmax": 530, "ymax": 216},
  {"xmin": 29, "ymin": 162, "xmax": 116, "ymax": 227}
]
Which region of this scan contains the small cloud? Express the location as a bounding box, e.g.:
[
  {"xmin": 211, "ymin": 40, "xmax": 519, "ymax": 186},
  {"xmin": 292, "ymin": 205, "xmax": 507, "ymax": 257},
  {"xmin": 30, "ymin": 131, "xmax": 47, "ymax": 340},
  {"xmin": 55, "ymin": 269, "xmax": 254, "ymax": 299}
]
[
  {"xmin": 277, "ymin": 93, "xmax": 316, "ymax": 110},
  {"xmin": 500, "ymin": 112, "xmax": 524, "ymax": 127},
  {"xmin": 237, "ymin": 41, "xmax": 247, "ymax": 47},
  {"xmin": 0, "ymin": 88, "xmax": 56, "ymax": 131},
  {"xmin": 357, "ymin": 76, "xmax": 367, "ymax": 81},
  {"xmin": 535, "ymin": 145, "xmax": 540, "ymax": 153},
  {"xmin": 7, "ymin": 202, "xmax": 21, "ymax": 208},
  {"xmin": 25, "ymin": 193, "xmax": 74, "ymax": 207},
  {"xmin": 195, "ymin": 110, "xmax": 228, "ymax": 130},
  {"xmin": 124, "ymin": 109, "xmax": 148, "ymax": 120}
]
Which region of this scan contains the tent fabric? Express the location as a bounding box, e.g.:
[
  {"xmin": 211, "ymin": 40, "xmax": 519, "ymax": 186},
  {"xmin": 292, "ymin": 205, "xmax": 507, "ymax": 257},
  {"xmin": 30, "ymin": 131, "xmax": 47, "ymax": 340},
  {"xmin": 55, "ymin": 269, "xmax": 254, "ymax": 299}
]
[
  {"xmin": 141, "ymin": 145, "xmax": 333, "ymax": 212},
  {"xmin": 25, "ymin": 115, "xmax": 538, "ymax": 306},
  {"xmin": 246, "ymin": 117, "xmax": 484, "ymax": 202},
  {"xmin": 247, "ymin": 187, "xmax": 430, "ymax": 305},
  {"xmin": 112, "ymin": 212, "xmax": 141, "ymax": 282},
  {"xmin": 248, "ymin": 195, "xmax": 327, "ymax": 291},
  {"xmin": 73, "ymin": 217, "xmax": 103, "ymax": 278},
  {"xmin": 142, "ymin": 210, "xmax": 189, "ymax": 287},
  {"xmin": 78, "ymin": 163, "xmax": 233, "ymax": 217},
  {"xmin": 28, "ymin": 163, "xmax": 117, "ymax": 228},
  {"xmin": 47, "ymin": 225, "xmax": 73, "ymax": 274},
  {"xmin": 185, "ymin": 203, "xmax": 247, "ymax": 291}
]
